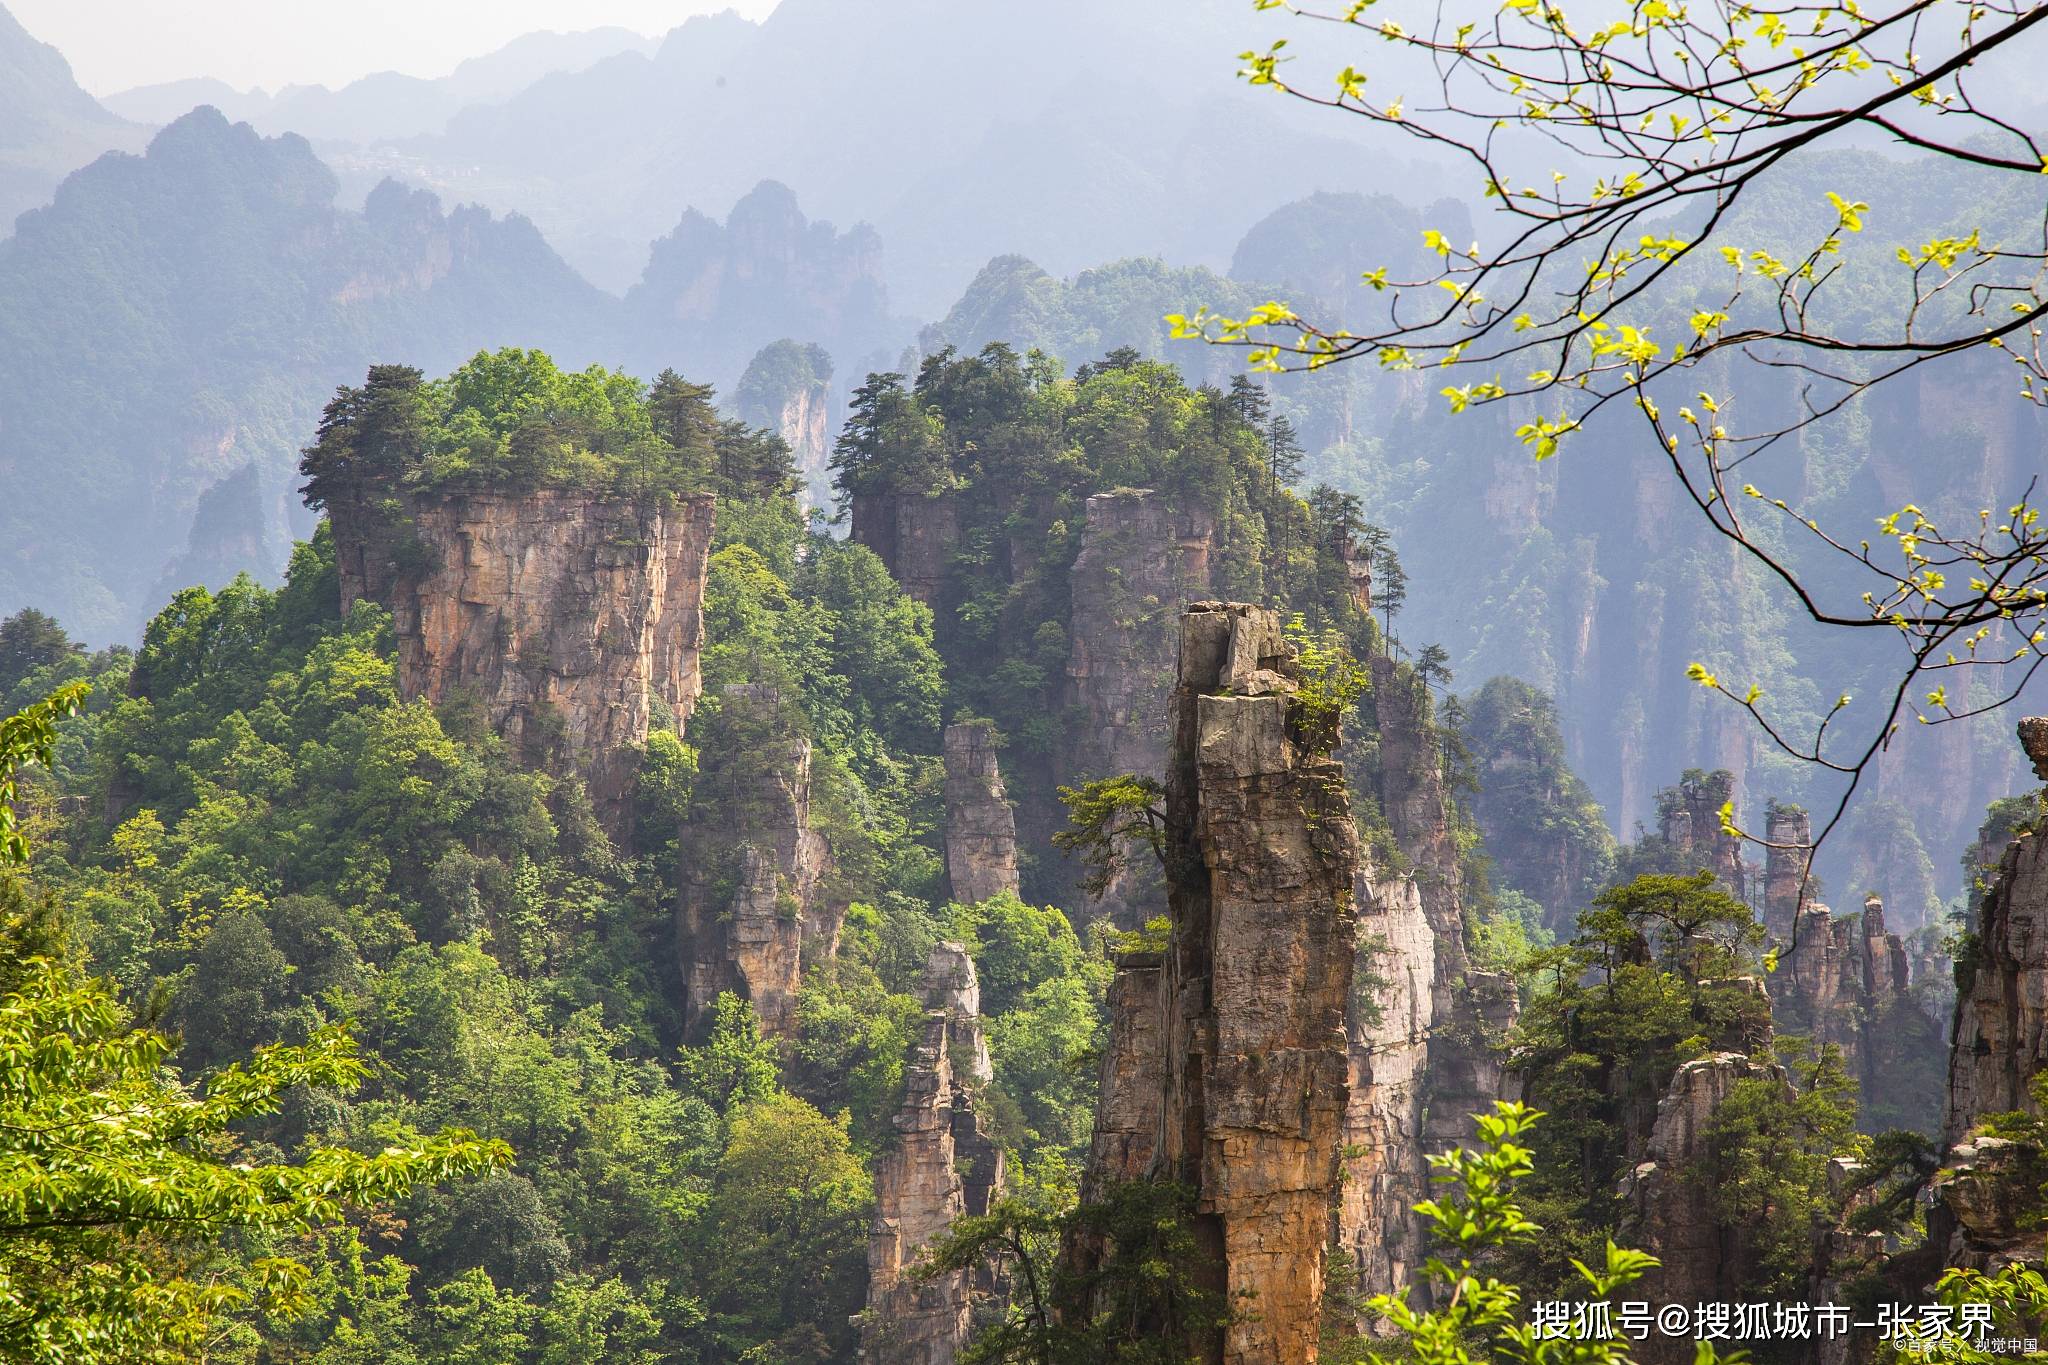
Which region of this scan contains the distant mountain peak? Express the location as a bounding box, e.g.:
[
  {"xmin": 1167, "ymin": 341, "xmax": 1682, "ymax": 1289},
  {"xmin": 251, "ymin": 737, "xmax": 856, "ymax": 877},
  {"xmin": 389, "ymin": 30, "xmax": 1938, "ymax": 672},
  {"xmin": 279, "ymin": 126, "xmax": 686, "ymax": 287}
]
[{"xmin": 0, "ymin": 2, "xmax": 131, "ymax": 138}]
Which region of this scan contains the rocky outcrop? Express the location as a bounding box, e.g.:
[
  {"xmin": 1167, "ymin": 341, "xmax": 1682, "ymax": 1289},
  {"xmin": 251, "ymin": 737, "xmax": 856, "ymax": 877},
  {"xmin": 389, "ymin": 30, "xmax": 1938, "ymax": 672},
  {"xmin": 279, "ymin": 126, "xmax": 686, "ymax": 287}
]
[
  {"xmin": 1927, "ymin": 719, "xmax": 2048, "ymax": 1267},
  {"xmin": 1945, "ymin": 723, "xmax": 2048, "ymax": 1146},
  {"xmin": 1056, "ymin": 490, "xmax": 1216, "ymax": 925},
  {"xmin": 851, "ymin": 492, "xmax": 960, "ymax": 607},
  {"xmin": 1062, "ymin": 490, "xmax": 1216, "ymax": 783},
  {"xmin": 1946, "ymin": 772, "xmax": 2048, "ymax": 1145},
  {"xmin": 1931, "ymin": 1136, "xmax": 2047, "ymax": 1265},
  {"xmin": 862, "ymin": 942, "xmax": 1005, "ymax": 1365},
  {"xmin": 1072, "ymin": 602, "xmax": 1359, "ymax": 1365},
  {"xmin": 943, "ymin": 721, "xmax": 1020, "ymax": 905},
  {"xmin": 1337, "ymin": 656, "xmax": 1519, "ymax": 1309},
  {"xmin": 675, "ymin": 684, "xmax": 835, "ymax": 1040},
  {"xmin": 1618, "ymin": 1050, "xmax": 1783, "ymax": 1339},
  {"xmin": 1762, "ymin": 803, "xmax": 1813, "ymax": 942},
  {"xmin": 1772, "ymin": 895, "xmax": 1945, "ymax": 1132},
  {"xmin": 733, "ymin": 338, "xmax": 835, "ymax": 509},
  {"xmin": 1655, "ymin": 769, "xmax": 1750, "ymax": 900},
  {"xmin": 1338, "ymin": 863, "xmax": 1436, "ymax": 1304},
  {"xmin": 332, "ymin": 487, "xmax": 714, "ymax": 840},
  {"xmin": 1080, "ymin": 950, "xmax": 1167, "ymax": 1191}
]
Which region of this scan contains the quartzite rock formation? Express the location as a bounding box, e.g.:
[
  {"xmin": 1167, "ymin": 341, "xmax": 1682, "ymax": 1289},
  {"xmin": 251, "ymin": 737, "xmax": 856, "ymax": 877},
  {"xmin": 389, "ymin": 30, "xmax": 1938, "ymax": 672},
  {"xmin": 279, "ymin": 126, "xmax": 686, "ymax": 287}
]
[
  {"xmin": 1950, "ymin": 720, "xmax": 2048, "ymax": 1141},
  {"xmin": 1775, "ymin": 895, "xmax": 1944, "ymax": 1131},
  {"xmin": 1056, "ymin": 489, "xmax": 1216, "ymax": 924},
  {"xmin": 331, "ymin": 487, "xmax": 714, "ymax": 839},
  {"xmin": 851, "ymin": 491, "xmax": 959, "ymax": 607},
  {"xmin": 1933, "ymin": 718, "xmax": 2048, "ymax": 1264},
  {"xmin": 1762, "ymin": 803, "xmax": 1815, "ymax": 942},
  {"xmin": 1618, "ymin": 1048, "xmax": 1782, "ymax": 1350},
  {"xmin": 1656, "ymin": 769, "xmax": 1751, "ymax": 902},
  {"xmin": 942, "ymin": 720, "xmax": 1021, "ymax": 905},
  {"xmin": 862, "ymin": 942, "xmax": 1005, "ymax": 1365},
  {"xmin": 1072, "ymin": 602, "xmax": 1359, "ymax": 1365},
  {"xmin": 1338, "ymin": 655, "xmax": 1521, "ymax": 1308},
  {"xmin": 675, "ymin": 684, "xmax": 836, "ymax": 1040}
]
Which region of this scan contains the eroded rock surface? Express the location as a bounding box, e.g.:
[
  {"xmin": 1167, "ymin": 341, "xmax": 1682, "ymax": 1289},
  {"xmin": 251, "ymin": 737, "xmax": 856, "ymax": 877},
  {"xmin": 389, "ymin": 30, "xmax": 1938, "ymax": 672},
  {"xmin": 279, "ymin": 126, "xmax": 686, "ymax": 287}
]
[
  {"xmin": 676, "ymin": 684, "xmax": 835, "ymax": 1039},
  {"xmin": 1762, "ymin": 804, "xmax": 1814, "ymax": 942},
  {"xmin": 1336, "ymin": 656, "xmax": 1519, "ymax": 1309},
  {"xmin": 1656, "ymin": 769, "xmax": 1750, "ymax": 900},
  {"xmin": 943, "ymin": 720, "xmax": 1020, "ymax": 905},
  {"xmin": 1058, "ymin": 489, "xmax": 1215, "ymax": 925},
  {"xmin": 862, "ymin": 942, "xmax": 1005, "ymax": 1365},
  {"xmin": 1931, "ymin": 721, "xmax": 2048, "ymax": 1266},
  {"xmin": 1618, "ymin": 1051, "xmax": 1782, "ymax": 1337},
  {"xmin": 332, "ymin": 487, "xmax": 714, "ymax": 839},
  {"xmin": 1073, "ymin": 602, "xmax": 1358, "ymax": 1365},
  {"xmin": 851, "ymin": 491, "xmax": 959, "ymax": 606},
  {"xmin": 1950, "ymin": 812, "xmax": 2048, "ymax": 1144}
]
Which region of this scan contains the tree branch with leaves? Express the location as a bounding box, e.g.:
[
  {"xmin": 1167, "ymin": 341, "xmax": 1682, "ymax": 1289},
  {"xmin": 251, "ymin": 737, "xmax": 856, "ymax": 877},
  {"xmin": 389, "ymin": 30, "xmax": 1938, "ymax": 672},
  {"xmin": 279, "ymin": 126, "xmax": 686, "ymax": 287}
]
[{"xmin": 1174, "ymin": 0, "xmax": 2048, "ymax": 866}]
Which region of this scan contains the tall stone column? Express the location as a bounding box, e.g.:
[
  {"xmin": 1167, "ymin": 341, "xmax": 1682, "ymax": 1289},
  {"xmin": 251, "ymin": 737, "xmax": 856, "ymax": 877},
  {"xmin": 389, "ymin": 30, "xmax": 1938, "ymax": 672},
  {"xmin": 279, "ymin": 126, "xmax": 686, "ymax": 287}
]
[
  {"xmin": 1071, "ymin": 602, "xmax": 1359, "ymax": 1365},
  {"xmin": 943, "ymin": 720, "xmax": 1021, "ymax": 905}
]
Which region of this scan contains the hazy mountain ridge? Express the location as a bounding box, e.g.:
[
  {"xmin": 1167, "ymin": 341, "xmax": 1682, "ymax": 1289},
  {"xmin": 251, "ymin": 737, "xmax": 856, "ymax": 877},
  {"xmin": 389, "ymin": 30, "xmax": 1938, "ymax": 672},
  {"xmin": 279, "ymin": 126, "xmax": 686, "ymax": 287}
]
[
  {"xmin": 0, "ymin": 3, "xmax": 145, "ymax": 234},
  {"xmin": 0, "ymin": 107, "xmax": 619, "ymax": 641},
  {"xmin": 100, "ymin": 27, "xmax": 660, "ymax": 142}
]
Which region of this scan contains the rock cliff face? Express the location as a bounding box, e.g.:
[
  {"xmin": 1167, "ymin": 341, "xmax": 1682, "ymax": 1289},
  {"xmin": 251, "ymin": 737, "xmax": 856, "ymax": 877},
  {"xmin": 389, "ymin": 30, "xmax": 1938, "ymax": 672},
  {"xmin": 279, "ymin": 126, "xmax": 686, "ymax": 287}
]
[
  {"xmin": 1762, "ymin": 804, "xmax": 1814, "ymax": 942},
  {"xmin": 1925, "ymin": 720, "xmax": 2048, "ymax": 1266},
  {"xmin": 1080, "ymin": 951, "xmax": 1167, "ymax": 1191},
  {"xmin": 1062, "ymin": 490, "xmax": 1216, "ymax": 783},
  {"xmin": 862, "ymin": 942, "xmax": 1005, "ymax": 1365},
  {"xmin": 733, "ymin": 338, "xmax": 836, "ymax": 509},
  {"xmin": 850, "ymin": 492, "xmax": 960, "ymax": 607},
  {"xmin": 1337, "ymin": 655, "xmax": 1519, "ymax": 1307},
  {"xmin": 675, "ymin": 684, "xmax": 836, "ymax": 1040},
  {"xmin": 1771, "ymin": 895, "xmax": 1944, "ymax": 1131},
  {"xmin": 1056, "ymin": 490, "xmax": 1216, "ymax": 924},
  {"xmin": 332, "ymin": 488, "xmax": 715, "ymax": 839},
  {"xmin": 1947, "ymin": 751, "xmax": 2048, "ymax": 1144},
  {"xmin": 943, "ymin": 721, "xmax": 1021, "ymax": 905},
  {"xmin": 1618, "ymin": 1049, "xmax": 1782, "ymax": 1343},
  {"xmin": 1073, "ymin": 602, "xmax": 1359, "ymax": 1365},
  {"xmin": 1656, "ymin": 769, "xmax": 1750, "ymax": 900}
]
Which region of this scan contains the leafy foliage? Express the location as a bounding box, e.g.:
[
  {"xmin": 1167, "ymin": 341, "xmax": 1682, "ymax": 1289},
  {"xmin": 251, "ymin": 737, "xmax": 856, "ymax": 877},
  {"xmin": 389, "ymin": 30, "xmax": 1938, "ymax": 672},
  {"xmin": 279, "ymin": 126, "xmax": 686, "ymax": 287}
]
[
  {"xmin": 301, "ymin": 350, "xmax": 796, "ymax": 508},
  {"xmin": 1329, "ymin": 1102, "xmax": 1724, "ymax": 1365}
]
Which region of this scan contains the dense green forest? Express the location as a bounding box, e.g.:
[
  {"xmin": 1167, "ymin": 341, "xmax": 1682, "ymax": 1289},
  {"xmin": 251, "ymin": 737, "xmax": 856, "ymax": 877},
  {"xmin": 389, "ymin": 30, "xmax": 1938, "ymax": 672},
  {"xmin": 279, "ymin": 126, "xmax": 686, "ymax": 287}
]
[{"xmin": 2, "ymin": 337, "xmax": 2011, "ymax": 1361}]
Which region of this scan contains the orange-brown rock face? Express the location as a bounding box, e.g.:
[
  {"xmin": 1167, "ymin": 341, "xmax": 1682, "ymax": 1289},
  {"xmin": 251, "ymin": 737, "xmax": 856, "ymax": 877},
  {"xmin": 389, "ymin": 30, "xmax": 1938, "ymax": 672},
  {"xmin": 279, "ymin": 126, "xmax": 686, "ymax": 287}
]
[
  {"xmin": 1071, "ymin": 603, "xmax": 1358, "ymax": 1365},
  {"xmin": 862, "ymin": 943, "xmax": 1005, "ymax": 1365},
  {"xmin": 1164, "ymin": 603, "xmax": 1359, "ymax": 1365},
  {"xmin": 332, "ymin": 488, "xmax": 714, "ymax": 839},
  {"xmin": 943, "ymin": 720, "xmax": 1020, "ymax": 905}
]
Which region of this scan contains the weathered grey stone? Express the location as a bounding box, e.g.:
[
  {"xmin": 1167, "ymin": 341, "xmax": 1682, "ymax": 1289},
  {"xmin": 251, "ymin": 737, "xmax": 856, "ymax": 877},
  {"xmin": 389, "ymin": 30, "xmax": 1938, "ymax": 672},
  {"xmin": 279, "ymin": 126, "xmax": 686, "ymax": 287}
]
[
  {"xmin": 851, "ymin": 491, "xmax": 959, "ymax": 606},
  {"xmin": 676, "ymin": 684, "xmax": 835, "ymax": 1040},
  {"xmin": 862, "ymin": 943, "xmax": 1005, "ymax": 1365},
  {"xmin": 1072, "ymin": 602, "xmax": 1358, "ymax": 1365},
  {"xmin": 1617, "ymin": 1051, "xmax": 1783, "ymax": 1360},
  {"xmin": 331, "ymin": 487, "xmax": 715, "ymax": 841},
  {"xmin": 1057, "ymin": 490, "xmax": 1216, "ymax": 926},
  {"xmin": 943, "ymin": 721, "xmax": 1020, "ymax": 905},
  {"xmin": 1335, "ymin": 654, "xmax": 1520, "ymax": 1314}
]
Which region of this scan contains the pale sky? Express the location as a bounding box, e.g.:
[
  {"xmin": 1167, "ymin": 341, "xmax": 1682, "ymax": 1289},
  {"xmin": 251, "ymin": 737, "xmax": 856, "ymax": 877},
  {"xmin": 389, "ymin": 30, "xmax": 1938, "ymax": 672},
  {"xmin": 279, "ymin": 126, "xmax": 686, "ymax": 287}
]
[{"xmin": 12, "ymin": 0, "xmax": 780, "ymax": 95}]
